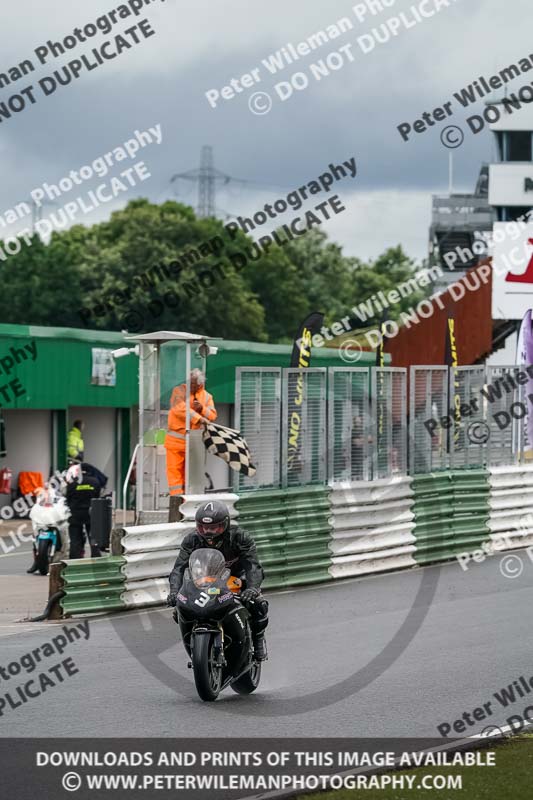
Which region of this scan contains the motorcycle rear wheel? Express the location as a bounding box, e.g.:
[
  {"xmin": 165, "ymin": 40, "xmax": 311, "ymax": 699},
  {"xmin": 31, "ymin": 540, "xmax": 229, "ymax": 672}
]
[
  {"xmin": 192, "ymin": 635, "xmax": 223, "ymax": 702},
  {"xmin": 36, "ymin": 539, "xmax": 52, "ymax": 576},
  {"xmin": 231, "ymin": 661, "xmax": 261, "ymax": 695}
]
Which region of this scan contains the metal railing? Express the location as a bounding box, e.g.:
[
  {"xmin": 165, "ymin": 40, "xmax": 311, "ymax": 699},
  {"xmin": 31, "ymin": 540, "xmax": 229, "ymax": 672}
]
[
  {"xmin": 235, "ymin": 367, "xmax": 282, "ymax": 491},
  {"xmin": 282, "ymin": 368, "xmax": 327, "ymax": 488},
  {"xmin": 430, "ymin": 194, "xmax": 494, "ymax": 229},
  {"xmin": 409, "ymin": 366, "xmax": 448, "ymax": 475},
  {"xmin": 328, "ymin": 367, "xmax": 371, "ymax": 483},
  {"xmin": 372, "ymin": 367, "xmax": 407, "ymax": 480},
  {"xmin": 449, "ymin": 366, "xmax": 487, "ymax": 468},
  {"xmin": 486, "ymin": 366, "xmax": 521, "ymax": 466},
  {"xmin": 234, "ymin": 365, "xmax": 531, "ymax": 490}
]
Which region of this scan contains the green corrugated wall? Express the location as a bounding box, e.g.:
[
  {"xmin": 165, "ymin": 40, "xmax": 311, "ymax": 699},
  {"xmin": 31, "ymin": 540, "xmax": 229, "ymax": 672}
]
[
  {"xmin": 0, "ymin": 323, "xmax": 386, "ymax": 409},
  {"xmin": 0, "ymin": 325, "xmax": 138, "ymax": 409}
]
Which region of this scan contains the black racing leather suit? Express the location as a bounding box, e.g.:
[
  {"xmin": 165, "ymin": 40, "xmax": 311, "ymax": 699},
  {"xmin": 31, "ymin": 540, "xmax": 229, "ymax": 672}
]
[{"xmin": 169, "ymin": 525, "xmax": 268, "ymax": 638}]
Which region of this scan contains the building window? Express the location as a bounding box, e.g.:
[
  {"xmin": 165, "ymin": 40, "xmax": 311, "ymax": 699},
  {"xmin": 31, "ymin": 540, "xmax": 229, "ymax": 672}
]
[
  {"xmin": 506, "ymin": 131, "xmax": 532, "ymax": 162},
  {"xmin": 495, "ymin": 131, "xmax": 505, "ymax": 161},
  {"xmin": 503, "ymin": 206, "xmax": 532, "ymax": 222}
]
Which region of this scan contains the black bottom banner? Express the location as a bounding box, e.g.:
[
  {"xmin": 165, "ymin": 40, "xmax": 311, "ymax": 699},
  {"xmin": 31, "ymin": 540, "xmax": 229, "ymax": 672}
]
[{"xmin": 0, "ymin": 736, "xmax": 507, "ymax": 800}]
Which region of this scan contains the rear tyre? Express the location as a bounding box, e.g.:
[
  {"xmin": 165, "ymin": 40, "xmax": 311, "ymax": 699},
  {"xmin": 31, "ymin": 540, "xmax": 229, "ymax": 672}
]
[
  {"xmin": 191, "ymin": 634, "xmax": 222, "ymax": 702},
  {"xmin": 231, "ymin": 661, "xmax": 261, "ymax": 695},
  {"xmin": 36, "ymin": 539, "xmax": 51, "ymax": 576}
]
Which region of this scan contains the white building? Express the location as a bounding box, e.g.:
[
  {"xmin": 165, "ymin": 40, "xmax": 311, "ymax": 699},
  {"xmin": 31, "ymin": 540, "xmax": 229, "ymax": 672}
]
[{"xmin": 488, "ymin": 103, "xmax": 533, "ymax": 364}]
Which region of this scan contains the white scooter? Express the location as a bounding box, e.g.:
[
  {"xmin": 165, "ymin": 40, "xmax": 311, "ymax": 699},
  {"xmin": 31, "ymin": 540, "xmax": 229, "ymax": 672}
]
[{"xmin": 27, "ymin": 487, "xmax": 71, "ymax": 575}]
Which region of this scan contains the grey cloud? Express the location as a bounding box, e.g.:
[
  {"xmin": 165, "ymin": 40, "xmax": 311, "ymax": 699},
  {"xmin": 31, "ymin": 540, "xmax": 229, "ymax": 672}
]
[{"xmin": 0, "ymin": 0, "xmax": 527, "ymax": 259}]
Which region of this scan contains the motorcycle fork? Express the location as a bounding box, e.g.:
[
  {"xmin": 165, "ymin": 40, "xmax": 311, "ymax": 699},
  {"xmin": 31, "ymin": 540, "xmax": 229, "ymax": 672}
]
[{"xmin": 212, "ymin": 624, "xmax": 226, "ymax": 668}]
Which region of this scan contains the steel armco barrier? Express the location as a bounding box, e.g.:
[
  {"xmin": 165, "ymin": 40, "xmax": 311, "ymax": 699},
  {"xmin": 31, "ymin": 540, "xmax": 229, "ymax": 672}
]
[
  {"xmin": 60, "ymin": 557, "xmax": 126, "ymax": 616},
  {"xmin": 56, "ymin": 466, "xmax": 533, "ymax": 616},
  {"xmin": 235, "ymin": 485, "xmax": 332, "ymax": 589},
  {"xmin": 56, "ymin": 494, "xmax": 238, "ymax": 615},
  {"xmin": 328, "ymin": 476, "xmax": 416, "ymax": 579},
  {"xmin": 411, "ymin": 470, "xmax": 490, "ymax": 564},
  {"xmin": 120, "ymin": 493, "xmax": 239, "ymax": 608},
  {"xmin": 487, "ymin": 464, "xmax": 533, "ymax": 549},
  {"xmin": 120, "ymin": 521, "xmax": 191, "ymax": 607}
]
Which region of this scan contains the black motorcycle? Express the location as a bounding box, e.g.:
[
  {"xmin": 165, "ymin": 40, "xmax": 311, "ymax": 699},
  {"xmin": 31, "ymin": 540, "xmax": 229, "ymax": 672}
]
[{"xmin": 175, "ymin": 548, "xmax": 263, "ymax": 702}]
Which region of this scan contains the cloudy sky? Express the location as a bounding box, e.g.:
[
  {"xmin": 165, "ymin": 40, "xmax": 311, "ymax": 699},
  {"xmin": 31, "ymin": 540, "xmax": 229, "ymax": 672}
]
[{"xmin": 0, "ymin": 0, "xmax": 527, "ymax": 263}]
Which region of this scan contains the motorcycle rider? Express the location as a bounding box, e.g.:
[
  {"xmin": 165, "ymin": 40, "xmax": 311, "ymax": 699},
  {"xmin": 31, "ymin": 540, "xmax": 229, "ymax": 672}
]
[{"xmin": 167, "ymin": 500, "xmax": 269, "ymax": 661}]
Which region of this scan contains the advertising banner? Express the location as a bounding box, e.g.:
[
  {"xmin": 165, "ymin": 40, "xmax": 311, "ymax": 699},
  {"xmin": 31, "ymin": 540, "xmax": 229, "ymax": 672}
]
[
  {"xmin": 492, "ymin": 222, "xmax": 533, "ymax": 319},
  {"xmin": 287, "ymin": 311, "xmax": 324, "ymax": 474}
]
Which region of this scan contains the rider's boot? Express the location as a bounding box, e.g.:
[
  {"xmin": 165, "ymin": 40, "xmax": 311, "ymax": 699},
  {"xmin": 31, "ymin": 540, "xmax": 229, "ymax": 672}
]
[{"xmin": 253, "ymin": 632, "xmax": 268, "ymax": 661}]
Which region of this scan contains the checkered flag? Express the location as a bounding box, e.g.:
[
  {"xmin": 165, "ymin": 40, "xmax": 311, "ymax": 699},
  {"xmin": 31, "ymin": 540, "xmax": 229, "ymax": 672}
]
[{"xmin": 202, "ymin": 423, "xmax": 257, "ymax": 476}]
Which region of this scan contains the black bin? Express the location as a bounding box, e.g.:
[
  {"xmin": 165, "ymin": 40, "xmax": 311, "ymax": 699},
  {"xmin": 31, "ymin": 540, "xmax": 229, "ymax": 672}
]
[{"xmin": 89, "ymin": 496, "xmax": 113, "ymax": 550}]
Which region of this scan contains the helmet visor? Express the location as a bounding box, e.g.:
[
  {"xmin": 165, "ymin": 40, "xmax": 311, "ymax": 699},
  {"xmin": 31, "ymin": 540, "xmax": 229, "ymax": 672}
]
[{"xmin": 197, "ymin": 522, "xmax": 225, "ymax": 537}]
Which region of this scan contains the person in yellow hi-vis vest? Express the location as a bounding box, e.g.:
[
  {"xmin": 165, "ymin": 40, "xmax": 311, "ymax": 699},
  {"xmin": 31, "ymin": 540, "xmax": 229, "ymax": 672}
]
[
  {"xmin": 67, "ymin": 420, "xmax": 84, "ymax": 462},
  {"xmin": 164, "ymin": 369, "xmax": 217, "ymax": 496}
]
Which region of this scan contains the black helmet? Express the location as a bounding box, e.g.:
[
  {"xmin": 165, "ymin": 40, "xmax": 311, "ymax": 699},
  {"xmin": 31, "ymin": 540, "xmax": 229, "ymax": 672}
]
[{"xmin": 195, "ymin": 500, "xmax": 230, "ymax": 546}]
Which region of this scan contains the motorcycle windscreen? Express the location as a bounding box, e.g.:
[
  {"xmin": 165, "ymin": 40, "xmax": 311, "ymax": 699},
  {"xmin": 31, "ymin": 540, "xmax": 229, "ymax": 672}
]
[{"xmin": 189, "ymin": 548, "xmax": 228, "ymax": 588}]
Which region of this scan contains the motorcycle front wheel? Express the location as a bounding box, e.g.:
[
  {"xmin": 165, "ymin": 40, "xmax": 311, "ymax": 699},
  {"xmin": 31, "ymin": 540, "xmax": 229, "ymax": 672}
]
[
  {"xmin": 191, "ymin": 634, "xmax": 223, "ymax": 702},
  {"xmin": 36, "ymin": 538, "xmax": 52, "ymax": 576},
  {"xmin": 231, "ymin": 661, "xmax": 261, "ymax": 695}
]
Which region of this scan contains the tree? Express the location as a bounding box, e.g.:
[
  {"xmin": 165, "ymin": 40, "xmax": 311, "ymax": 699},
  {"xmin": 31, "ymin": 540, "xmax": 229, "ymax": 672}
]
[
  {"xmin": 348, "ymin": 245, "xmax": 427, "ymax": 328},
  {"xmin": 282, "ymin": 232, "xmax": 427, "ymax": 332},
  {"xmin": 0, "ymin": 202, "xmax": 429, "ymax": 343},
  {"xmin": 0, "ymin": 229, "xmax": 87, "ymax": 327},
  {"xmin": 76, "ymin": 199, "xmax": 268, "ymax": 341},
  {"xmin": 281, "ymin": 229, "xmax": 361, "ymax": 326}
]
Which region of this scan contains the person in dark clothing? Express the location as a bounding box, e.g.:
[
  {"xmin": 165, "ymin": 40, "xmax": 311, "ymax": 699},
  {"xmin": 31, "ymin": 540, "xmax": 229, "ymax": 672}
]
[
  {"xmin": 66, "ymin": 468, "xmax": 102, "ymax": 559},
  {"xmin": 81, "ymin": 462, "xmax": 108, "ymax": 491},
  {"xmin": 168, "ymin": 499, "xmax": 269, "ymax": 661}
]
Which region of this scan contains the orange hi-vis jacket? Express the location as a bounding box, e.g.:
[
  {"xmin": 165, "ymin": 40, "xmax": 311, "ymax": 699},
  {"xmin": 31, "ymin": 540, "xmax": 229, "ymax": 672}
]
[
  {"xmin": 164, "ymin": 384, "xmax": 218, "ymax": 450},
  {"xmin": 164, "ymin": 385, "xmax": 218, "ymax": 496}
]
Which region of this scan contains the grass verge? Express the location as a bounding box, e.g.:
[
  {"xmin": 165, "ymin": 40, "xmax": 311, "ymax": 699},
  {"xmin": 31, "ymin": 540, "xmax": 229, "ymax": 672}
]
[{"xmin": 295, "ymin": 735, "xmax": 533, "ymax": 800}]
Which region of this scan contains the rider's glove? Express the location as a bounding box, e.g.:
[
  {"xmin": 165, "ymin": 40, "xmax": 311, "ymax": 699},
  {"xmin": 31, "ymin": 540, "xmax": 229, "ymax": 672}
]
[
  {"xmin": 167, "ymin": 592, "xmax": 178, "ymax": 607},
  {"xmin": 241, "ymin": 587, "xmax": 260, "ymax": 603}
]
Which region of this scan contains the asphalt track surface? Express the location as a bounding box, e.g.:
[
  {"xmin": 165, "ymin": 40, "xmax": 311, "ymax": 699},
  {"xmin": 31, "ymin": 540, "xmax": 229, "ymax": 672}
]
[
  {"xmin": 0, "ymin": 543, "xmax": 34, "ymax": 576},
  {"xmin": 2, "ymin": 548, "xmax": 533, "ymax": 739}
]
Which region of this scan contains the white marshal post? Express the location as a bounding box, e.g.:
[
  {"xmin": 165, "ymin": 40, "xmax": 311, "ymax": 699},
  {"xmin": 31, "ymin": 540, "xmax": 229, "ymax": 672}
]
[{"xmin": 123, "ymin": 331, "xmax": 218, "ymax": 524}]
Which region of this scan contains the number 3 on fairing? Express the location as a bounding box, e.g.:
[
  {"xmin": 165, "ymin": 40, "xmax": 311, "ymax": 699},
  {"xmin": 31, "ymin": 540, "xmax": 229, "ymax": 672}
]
[{"xmin": 194, "ymin": 592, "xmax": 210, "ymax": 607}]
